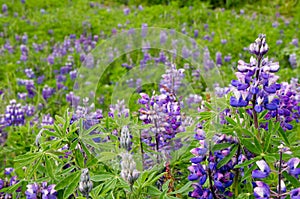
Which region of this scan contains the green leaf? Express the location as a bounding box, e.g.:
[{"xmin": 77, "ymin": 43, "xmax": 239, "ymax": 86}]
[
  {"xmin": 236, "ymin": 193, "xmax": 250, "ymax": 199},
  {"xmin": 81, "ymin": 124, "xmax": 100, "ymax": 137},
  {"xmin": 97, "ymin": 152, "xmax": 118, "ymax": 162},
  {"xmin": 75, "ymin": 149, "xmax": 85, "ymax": 168},
  {"xmin": 56, "ymin": 170, "xmax": 81, "ymax": 190},
  {"xmin": 53, "ymin": 123, "xmax": 63, "ymax": 138},
  {"xmin": 278, "ymin": 128, "xmax": 290, "ymax": 146},
  {"xmin": 217, "ymin": 144, "xmax": 238, "ymax": 169},
  {"xmin": 282, "ymin": 171, "xmax": 300, "ymax": 187},
  {"xmin": 162, "ymin": 180, "xmax": 171, "ymax": 192},
  {"xmin": 28, "ymin": 155, "xmax": 43, "ymax": 178},
  {"xmin": 0, "ymin": 180, "xmax": 23, "ymax": 193},
  {"xmin": 147, "ymin": 185, "xmax": 162, "ymax": 196},
  {"xmin": 253, "ymin": 136, "xmax": 262, "ymax": 153},
  {"xmin": 170, "ymin": 181, "xmax": 192, "ymax": 194},
  {"xmin": 70, "ymin": 139, "xmax": 79, "ymax": 150},
  {"xmin": 55, "ymin": 115, "xmax": 65, "ymax": 125},
  {"xmin": 43, "ymin": 129, "xmax": 61, "ymax": 137},
  {"xmin": 45, "ymin": 156, "xmax": 55, "ymax": 179},
  {"xmin": 212, "ymin": 143, "xmax": 233, "ymax": 152},
  {"xmin": 263, "ymin": 130, "xmax": 272, "ymax": 152},
  {"xmin": 241, "ymin": 164, "xmax": 256, "ymax": 181},
  {"xmin": 63, "ymin": 172, "xmax": 81, "ymax": 198},
  {"xmin": 91, "ymin": 174, "xmax": 116, "ymax": 182},
  {"xmin": 225, "ymin": 116, "xmax": 237, "ymax": 126},
  {"xmin": 241, "ymin": 138, "xmax": 261, "ymax": 155},
  {"xmin": 91, "ymin": 184, "xmax": 104, "ymax": 197}
]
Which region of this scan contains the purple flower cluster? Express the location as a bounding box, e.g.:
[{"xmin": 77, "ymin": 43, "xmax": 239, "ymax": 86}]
[
  {"xmin": 108, "ymin": 99, "xmax": 129, "ymax": 118},
  {"xmin": 229, "ymin": 34, "xmax": 300, "ymax": 130},
  {"xmin": 4, "ymin": 99, "xmax": 26, "ymax": 126},
  {"xmin": 138, "ymin": 64, "xmax": 190, "ymax": 166},
  {"xmin": 265, "ymin": 80, "xmax": 300, "ymax": 130},
  {"xmin": 188, "ymin": 128, "xmax": 237, "ymax": 198},
  {"xmin": 25, "ymin": 182, "xmax": 57, "ymax": 199},
  {"xmin": 230, "ymin": 35, "xmax": 281, "ymax": 111}
]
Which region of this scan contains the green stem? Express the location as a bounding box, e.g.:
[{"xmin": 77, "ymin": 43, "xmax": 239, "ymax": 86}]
[{"xmin": 233, "ymin": 144, "xmax": 241, "ymax": 196}]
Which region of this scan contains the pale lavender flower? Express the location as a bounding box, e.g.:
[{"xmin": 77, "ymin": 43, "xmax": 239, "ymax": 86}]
[
  {"xmin": 79, "ymin": 169, "xmax": 93, "ymax": 198},
  {"xmin": 289, "ymin": 53, "xmax": 297, "ymax": 68},
  {"xmin": 2, "ymin": 4, "xmax": 7, "ymax": 13},
  {"xmin": 291, "ymin": 38, "xmax": 299, "ymax": 47},
  {"xmin": 276, "ymin": 39, "xmax": 283, "ymax": 45},
  {"xmin": 123, "ymin": 8, "xmax": 130, "ymax": 15},
  {"xmin": 120, "ymin": 152, "xmax": 140, "ymax": 185}
]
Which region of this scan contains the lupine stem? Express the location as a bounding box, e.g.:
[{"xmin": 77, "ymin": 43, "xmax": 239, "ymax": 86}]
[
  {"xmin": 277, "ymin": 149, "xmax": 283, "ymax": 199},
  {"xmin": 233, "ymin": 144, "xmax": 241, "ymax": 196},
  {"xmin": 154, "ymin": 118, "xmax": 160, "ymax": 163},
  {"xmin": 139, "ymin": 130, "xmax": 144, "ymax": 169},
  {"xmin": 208, "ymin": 151, "xmax": 218, "ymax": 199},
  {"xmin": 252, "ymin": 55, "xmax": 263, "ymax": 141}
]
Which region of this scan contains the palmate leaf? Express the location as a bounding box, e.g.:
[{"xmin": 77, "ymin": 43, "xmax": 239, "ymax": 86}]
[
  {"xmin": 240, "ymin": 138, "xmax": 262, "ymax": 155},
  {"xmin": 55, "ymin": 170, "xmax": 81, "ymax": 190},
  {"xmin": 63, "ymin": 173, "xmax": 81, "ymax": 198}
]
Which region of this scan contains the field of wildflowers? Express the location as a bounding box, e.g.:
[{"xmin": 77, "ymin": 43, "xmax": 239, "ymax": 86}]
[{"xmin": 0, "ymin": 0, "xmax": 299, "ymax": 198}]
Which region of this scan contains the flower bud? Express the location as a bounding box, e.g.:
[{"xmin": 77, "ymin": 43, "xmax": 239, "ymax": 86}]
[{"xmin": 79, "ymin": 168, "xmax": 93, "ymax": 197}]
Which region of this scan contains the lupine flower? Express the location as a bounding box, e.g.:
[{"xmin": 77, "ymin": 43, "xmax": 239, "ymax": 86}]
[
  {"xmin": 216, "ymin": 52, "xmax": 222, "ymax": 66},
  {"xmin": 79, "ymin": 168, "xmax": 93, "ymax": 198},
  {"xmin": 2, "ymin": 4, "xmax": 7, "ymax": 13},
  {"xmin": 42, "ymin": 85, "xmax": 55, "ymax": 100},
  {"xmin": 224, "ymin": 55, "xmax": 232, "ymax": 62},
  {"xmin": 289, "ymin": 53, "xmax": 297, "ymax": 68},
  {"xmin": 253, "ymin": 181, "xmax": 270, "ymax": 199},
  {"xmin": 120, "ymin": 125, "xmax": 132, "ymax": 151},
  {"xmin": 188, "ymin": 124, "xmax": 236, "ymax": 198},
  {"xmin": 194, "ymin": 30, "xmax": 199, "ymax": 38},
  {"xmin": 203, "ymin": 48, "xmax": 214, "ymax": 70},
  {"xmin": 252, "ymin": 160, "xmax": 270, "ymax": 178},
  {"xmin": 290, "ymin": 188, "xmax": 300, "ymax": 198},
  {"xmin": 276, "ymin": 39, "xmax": 283, "ymax": 45},
  {"xmin": 221, "ymin": 39, "xmax": 227, "ymax": 44},
  {"xmin": 41, "ymin": 114, "xmax": 54, "ymax": 127},
  {"xmin": 25, "ymin": 80, "xmax": 35, "ymax": 98},
  {"xmin": 4, "ymin": 168, "xmax": 14, "ymax": 175},
  {"xmin": 287, "ymin": 158, "xmax": 300, "ymax": 178},
  {"xmin": 5, "ymin": 100, "xmax": 25, "ymax": 126},
  {"xmin": 291, "ymin": 38, "xmax": 299, "ymax": 47},
  {"xmin": 123, "ymin": 8, "xmax": 130, "ymax": 15},
  {"xmin": 25, "ymin": 182, "xmax": 57, "ymax": 199},
  {"xmin": 230, "ymin": 35, "xmax": 281, "ymax": 113},
  {"xmin": 109, "ymin": 100, "xmax": 129, "ymax": 118},
  {"xmin": 120, "ymin": 152, "xmax": 140, "ymax": 185}
]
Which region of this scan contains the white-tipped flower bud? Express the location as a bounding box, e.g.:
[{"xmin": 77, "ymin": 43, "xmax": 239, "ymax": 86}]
[
  {"xmin": 79, "ymin": 168, "xmax": 93, "ymax": 197},
  {"xmin": 120, "ymin": 152, "xmax": 140, "ymax": 185},
  {"xmin": 120, "ymin": 125, "xmax": 132, "ymax": 151}
]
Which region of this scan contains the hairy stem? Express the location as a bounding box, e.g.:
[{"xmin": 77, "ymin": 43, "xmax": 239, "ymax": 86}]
[
  {"xmin": 278, "ymin": 150, "xmax": 283, "ymax": 199},
  {"xmin": 252, "ymin": 55, "xmax": 262, "ymax": 141},
  {"xmin": 139, "ymin": 130, "xmax": 144, "ymax": 170},
  {"xmin": 154, "ymin": 118, "xmax": 160, "ymax": 163},
  {"xmin": 233, "ymin": 144, "xmax": 241, "ymax": 196}
]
